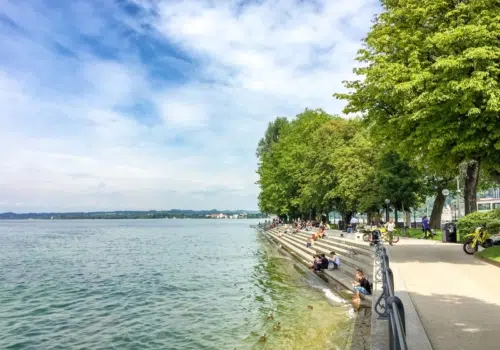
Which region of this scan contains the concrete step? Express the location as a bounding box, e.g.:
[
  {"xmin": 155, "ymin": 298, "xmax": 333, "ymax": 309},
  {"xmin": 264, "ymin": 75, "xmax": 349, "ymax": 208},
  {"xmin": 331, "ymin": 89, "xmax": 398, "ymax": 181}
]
[
  {"xmin": 294, "ymin": 232, "xmax": 374, "ymax": 264},
  {"xmin": 298, "ymin": 230, "xmax": 373, "ymax": 254},
  {"xmin": 300, "ymin": 229, "xmax": 373, "ymax": 253},
  {"xmin": 284, "ymin": 234, "xmax": 373, "ymax": 274},
  {"xmin": 263, "ymin": 230, "xmax": 372, "ymax": 305},
  {"xmin": 279, "ymin": 235, "xmax": 372, "ymax": 282}
]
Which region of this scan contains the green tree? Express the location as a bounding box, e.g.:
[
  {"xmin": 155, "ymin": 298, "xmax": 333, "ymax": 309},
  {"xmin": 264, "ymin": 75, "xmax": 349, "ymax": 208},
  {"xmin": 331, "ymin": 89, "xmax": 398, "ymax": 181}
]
[
  {"xmin": 298, "ymin": 117, "xmax": 358, "ymax": 218},
  {"xmin": 256, "ymin": 117, "xmax": 289, "ymax": 161},
  {"xmin": 335, "ymin": 0, "xmax": 500, "ymax": 214},
  {"xmin": 374, "ymin": 151, "xmax": 423, "ymax": 223},
  {"xmin": 328, "ymin": 125, "xmax": 380, "ymax": 223},
  {"xmin": 256, "ymin": 109, "xmax": 333, "ymax": 219}
]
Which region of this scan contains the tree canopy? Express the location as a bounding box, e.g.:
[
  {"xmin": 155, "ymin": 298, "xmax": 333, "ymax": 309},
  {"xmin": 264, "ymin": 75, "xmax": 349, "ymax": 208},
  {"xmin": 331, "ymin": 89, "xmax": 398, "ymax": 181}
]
[
  {"xmin": 335, "ymin": 0, "xmax": 500, "ymax": 214},
  {"xmin": 256, "ymin": 109, "xmax": 422, "ymax": 222},
  {"xmin": 256, "ymin": 1, "xmax": 500, "ymax": 223}
]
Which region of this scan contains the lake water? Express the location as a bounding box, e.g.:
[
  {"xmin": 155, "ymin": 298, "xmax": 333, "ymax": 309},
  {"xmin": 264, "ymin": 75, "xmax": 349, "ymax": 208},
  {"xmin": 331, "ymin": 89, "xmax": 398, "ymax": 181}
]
[{"xmin": 0, "ymin": 219, "xmax": 353, "ymax": 349}]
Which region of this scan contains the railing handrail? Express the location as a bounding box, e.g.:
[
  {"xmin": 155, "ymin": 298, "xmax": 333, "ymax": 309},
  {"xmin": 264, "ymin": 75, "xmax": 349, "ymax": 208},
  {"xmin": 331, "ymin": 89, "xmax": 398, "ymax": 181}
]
[{"xmin": 374, "ymin": 241, "xmax": 408, "ymax": 350}]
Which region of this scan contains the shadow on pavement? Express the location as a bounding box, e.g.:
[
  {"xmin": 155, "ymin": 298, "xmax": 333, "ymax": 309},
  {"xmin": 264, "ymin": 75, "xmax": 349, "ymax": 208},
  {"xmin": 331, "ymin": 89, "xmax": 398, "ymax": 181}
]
[{"xmin": 401, "ymin": 291, "xmax": 500, "ymax": 350}]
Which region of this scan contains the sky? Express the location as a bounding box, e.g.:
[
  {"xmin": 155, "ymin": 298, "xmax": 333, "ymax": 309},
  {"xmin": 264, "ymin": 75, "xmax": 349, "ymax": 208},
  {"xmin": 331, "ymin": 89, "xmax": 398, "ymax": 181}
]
[{"xmin": 0, "ymin": 0, "xmax": 380, "ymax": 213}]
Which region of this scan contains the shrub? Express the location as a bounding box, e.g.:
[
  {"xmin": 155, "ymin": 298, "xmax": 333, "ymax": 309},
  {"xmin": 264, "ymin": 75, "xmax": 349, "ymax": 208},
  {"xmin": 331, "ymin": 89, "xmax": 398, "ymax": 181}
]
[
  {"xmin": 457, "ymin": 211, "xmax": 490, "ymax": 233},
  {"xmin": 457, "ymin": 208, "xmax": 500, "ymax": 234},
  {"xmin": 487, "ymin": 220, "xmax": 500, "ymax": 235},
  {"xmin": 488, "ymin": 209, "xmax": 500, "ymax": 220}
]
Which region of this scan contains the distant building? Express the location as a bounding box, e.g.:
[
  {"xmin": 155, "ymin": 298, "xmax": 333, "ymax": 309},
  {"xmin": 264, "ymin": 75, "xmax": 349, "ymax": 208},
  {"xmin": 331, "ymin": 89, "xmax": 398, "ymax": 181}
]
[
  {"xmin": 206, "ymin": 213, "xmax": 228, "ymax": 219},
  {"xmin": 477, "ymin": 198, "xmax": 500, "ymax": 212}
]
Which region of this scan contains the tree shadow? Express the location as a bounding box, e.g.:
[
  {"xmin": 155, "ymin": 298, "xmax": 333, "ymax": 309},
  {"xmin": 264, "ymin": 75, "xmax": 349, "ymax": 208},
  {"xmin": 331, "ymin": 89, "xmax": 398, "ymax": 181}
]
[{"xmin": 398, "ymin": 291, "xmax": 500, "ymax": 350}]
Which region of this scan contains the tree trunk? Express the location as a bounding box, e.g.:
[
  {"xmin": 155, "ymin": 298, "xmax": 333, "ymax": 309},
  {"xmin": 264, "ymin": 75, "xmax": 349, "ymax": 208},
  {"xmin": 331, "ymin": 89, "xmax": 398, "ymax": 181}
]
[
  {"xmin": 311, "ymin": 207, "xmax": 317, "ymax": 221},
  {"xmin": 464, "ymin": 160, "xmax": 480, "ymax": 215},
  {"xmin": 405, "ymin": 211, "xmax": 411, "ymax": 228},
  {"xmin": 342, "ymin": 212, "xmax": 353, "ymax": 230},
  {"xmin": 394, "ymin": 207, "xmax": 398, "ymax": 224},
  {"xmin": 430, "ymin": 188, "xmax": 446, "ymax": 229}
]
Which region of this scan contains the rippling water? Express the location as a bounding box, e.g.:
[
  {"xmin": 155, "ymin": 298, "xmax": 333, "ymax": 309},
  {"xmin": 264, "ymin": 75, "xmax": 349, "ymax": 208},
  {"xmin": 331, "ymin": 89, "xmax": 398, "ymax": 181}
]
[{"xmin": 0, "ymin": 219, "xmax": 352, "ymax": 349}]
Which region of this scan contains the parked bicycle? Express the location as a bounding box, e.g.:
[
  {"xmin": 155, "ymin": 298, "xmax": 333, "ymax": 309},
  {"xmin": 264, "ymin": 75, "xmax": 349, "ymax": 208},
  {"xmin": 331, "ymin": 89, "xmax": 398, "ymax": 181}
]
[{"xmin": 363, "ymin": 226, "xmax": 400, "ymax": 244}]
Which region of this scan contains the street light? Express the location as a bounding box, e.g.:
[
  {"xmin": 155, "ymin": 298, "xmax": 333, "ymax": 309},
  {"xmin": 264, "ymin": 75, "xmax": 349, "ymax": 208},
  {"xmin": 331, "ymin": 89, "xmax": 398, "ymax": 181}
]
[
  {"xmin": 442, "ymin": 189, "xmax": 449, "ymax": 225},
  {"xmin": 384, "ymin": 199, "xmax": 390, "ymax": 223}
]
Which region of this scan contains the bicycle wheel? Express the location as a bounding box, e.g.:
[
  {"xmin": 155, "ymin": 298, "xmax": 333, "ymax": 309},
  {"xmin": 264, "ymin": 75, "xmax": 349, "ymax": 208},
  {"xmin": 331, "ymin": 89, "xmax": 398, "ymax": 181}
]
[
  {"xmin": 363, "ymin": 233, "xmax": 370, "ymax": 242},
  {"xmin": 392, "ymin": 235, "xmax": 400, "ymax": 243}
]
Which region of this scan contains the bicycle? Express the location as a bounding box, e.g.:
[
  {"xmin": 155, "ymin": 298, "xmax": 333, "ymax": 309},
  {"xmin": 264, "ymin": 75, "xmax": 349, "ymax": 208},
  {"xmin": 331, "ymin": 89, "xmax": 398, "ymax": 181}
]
[{"xmin": 363, "ymin": 226, "xmax": 400, "ymax": 244}]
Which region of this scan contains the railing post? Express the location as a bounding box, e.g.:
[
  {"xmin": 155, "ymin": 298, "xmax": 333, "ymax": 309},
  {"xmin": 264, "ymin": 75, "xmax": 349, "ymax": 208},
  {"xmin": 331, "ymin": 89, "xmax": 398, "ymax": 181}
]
[{"xmin": 387, "ymin": 267, "xmax": 394, "ymax": 294}]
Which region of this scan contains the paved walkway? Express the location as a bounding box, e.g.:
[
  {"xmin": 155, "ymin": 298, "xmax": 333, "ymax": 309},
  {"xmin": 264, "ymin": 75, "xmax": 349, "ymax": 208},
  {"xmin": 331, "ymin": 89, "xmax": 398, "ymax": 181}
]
[{"xmin": 388, "ymin": 238, "xmax": 500, "ymax": 350}]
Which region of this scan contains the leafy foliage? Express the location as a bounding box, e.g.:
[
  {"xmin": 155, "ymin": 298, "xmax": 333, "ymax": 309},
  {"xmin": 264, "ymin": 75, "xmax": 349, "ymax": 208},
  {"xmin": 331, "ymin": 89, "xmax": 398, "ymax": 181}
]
[
  {"xmin": 257, "ymin": 2, "xmax": 500, "ymax": 221},
  {"xmin": 457, "ymin": 208, "xmax": 500, "ymax": 234},
  {"xmin": 335, "ymin": 0, "xmax": 500, "ymax": 211},
  {"xmin": 256, "ymin": 117, "xmax": 289, "ymax": 161},
  {"xmin": 256, "ymin": 109, "xmax": 421, "ymax": 220},
  {"xmin": 374, "ymin": 152, "xmax": 423, "ymax": 210}
]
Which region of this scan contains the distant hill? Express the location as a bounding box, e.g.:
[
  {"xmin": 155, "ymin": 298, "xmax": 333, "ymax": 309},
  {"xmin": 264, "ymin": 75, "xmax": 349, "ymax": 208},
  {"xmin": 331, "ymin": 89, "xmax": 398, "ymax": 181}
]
[{"xmin": 0, "ymin": 210, "xmax": 265, "ymax": 220}]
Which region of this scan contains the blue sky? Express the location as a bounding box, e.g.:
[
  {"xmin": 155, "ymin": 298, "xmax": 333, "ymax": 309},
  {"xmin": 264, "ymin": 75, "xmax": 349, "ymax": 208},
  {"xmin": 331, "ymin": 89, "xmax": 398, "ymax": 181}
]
[{"xmin": 0, "ymin": 0, "xmax": 380, "ymax": 212}]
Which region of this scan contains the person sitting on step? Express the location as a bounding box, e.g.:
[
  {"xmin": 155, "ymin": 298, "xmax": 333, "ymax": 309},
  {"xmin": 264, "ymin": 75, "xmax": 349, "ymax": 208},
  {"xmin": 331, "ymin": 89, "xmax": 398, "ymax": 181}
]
[
  {"xmin": 352, "ymin": 268, "xmax": 372, "ymax": 296},
  {"xmin": 319, "ymin": 254, "xmax": 329, "ymax": 271},
  {"xmin": 309, "ymin": 254, "xmax": 321, "ymax": 270},
  {"xmin": 306, "ymin": 238, "xmax": 313, "ymax": 249},
  {"xmin": 312, "ymin": 254, "xmax": 329, "ymax": 272},
  {"xmin": 329, "ymin": 251, "xmax": 340, "ymax": 270},
  {"xmin": 317, "ymin": 225, "xmax": 326, "ymax": 238}
]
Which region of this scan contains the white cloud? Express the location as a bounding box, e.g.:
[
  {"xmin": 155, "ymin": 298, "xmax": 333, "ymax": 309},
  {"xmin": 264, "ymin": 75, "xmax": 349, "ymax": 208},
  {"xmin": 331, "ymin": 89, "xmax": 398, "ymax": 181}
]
[{"xmin": 0, "ymin": 0, "xmax": 380, "ymax": 212}]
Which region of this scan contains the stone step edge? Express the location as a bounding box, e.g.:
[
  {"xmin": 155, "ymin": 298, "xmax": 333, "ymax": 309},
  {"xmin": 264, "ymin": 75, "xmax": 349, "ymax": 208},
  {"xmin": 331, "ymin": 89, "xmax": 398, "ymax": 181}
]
[
  {"xmin": 290, "ymin": 233, "xmax": 373, "ymax": 266},
  {"xmin": 299, "ymin": 229, "xmax": 373, "ymax": 253},
  {"xmin": 279, "ymin": 234, "xmax": 373, "ymax": 281},
  {"xmin": 282, "ymin": 233, "xmax": 374, "ymax": 272}
]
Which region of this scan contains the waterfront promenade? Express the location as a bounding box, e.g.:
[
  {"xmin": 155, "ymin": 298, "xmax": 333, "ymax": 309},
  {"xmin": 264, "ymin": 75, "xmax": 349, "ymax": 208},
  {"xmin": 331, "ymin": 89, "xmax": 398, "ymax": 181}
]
[
  {"xmin": 261, "ymin": 226, "xmax": 500, "ymax": 349},
  {"xmin": 387, "ymin": 238, "xmax": 500, "ymax": 350}
]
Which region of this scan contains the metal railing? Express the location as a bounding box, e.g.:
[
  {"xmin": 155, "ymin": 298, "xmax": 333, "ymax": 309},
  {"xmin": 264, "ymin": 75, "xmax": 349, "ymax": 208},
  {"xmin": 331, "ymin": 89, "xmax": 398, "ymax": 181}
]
[{"xmin": 374, "ymin": 240, "xmax": 408, "ymax": 350}]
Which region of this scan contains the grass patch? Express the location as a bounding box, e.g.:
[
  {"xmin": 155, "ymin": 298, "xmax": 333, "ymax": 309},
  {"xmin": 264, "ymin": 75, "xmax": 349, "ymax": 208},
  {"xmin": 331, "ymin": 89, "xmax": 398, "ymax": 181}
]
[
  {"xmin": 401, "ymin": 228, "xmax": 443, "ymax": 241},
  {"xmin": 476, "ymin": 246, "xmax": 500, "ymax": 263}
]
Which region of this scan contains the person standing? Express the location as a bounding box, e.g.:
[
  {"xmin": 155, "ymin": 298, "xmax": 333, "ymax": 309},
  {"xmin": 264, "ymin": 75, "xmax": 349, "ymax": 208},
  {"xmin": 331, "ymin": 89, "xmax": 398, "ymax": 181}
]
[
  {"xmin": 350, "ymin": 216, "xmax": 359, "ymax": 232},
  {"xmin": 386, "ymin": 218, "xmax": 395, "ymax": 246}
]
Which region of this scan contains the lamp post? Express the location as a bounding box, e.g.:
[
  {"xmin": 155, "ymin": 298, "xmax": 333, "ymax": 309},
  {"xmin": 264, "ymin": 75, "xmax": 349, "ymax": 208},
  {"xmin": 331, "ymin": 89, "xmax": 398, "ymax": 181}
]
[
  {"xmin": 456, "ymin": 176, "xmax": 461, "ymax": 219},
  {"xmin": 384, "ymin": 199, "xmax": 390, "ymax": 223},
  {"xmin": 442, "ymin": 189, "xmax": 449, "ymax": 225},
  {"xmin": 413, "ymin": 208, "xmax": 416, "ymax": 228}
]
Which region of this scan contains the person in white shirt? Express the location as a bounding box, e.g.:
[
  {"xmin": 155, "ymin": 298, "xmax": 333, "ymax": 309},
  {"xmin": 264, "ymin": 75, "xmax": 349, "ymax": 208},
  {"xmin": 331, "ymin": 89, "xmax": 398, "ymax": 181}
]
[
  {"xmin": 329, "ymin": 251, "xmax": 340, "ymax": 270},
  {"xmin": 386, "ymin": 219, "xmax": 395, "ymax": 246},
  {"xmin": 350, "ymin": 217, "xmax": 359, "ymax": 232}
]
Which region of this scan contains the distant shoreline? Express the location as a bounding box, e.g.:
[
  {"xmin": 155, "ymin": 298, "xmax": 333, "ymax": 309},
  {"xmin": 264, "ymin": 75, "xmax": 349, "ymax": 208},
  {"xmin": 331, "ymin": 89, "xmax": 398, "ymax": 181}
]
[
  {"xmin": 0, "ymin": 210, "xmax": 266, "ymax": 220},
  {"xmin": 0, "ymin": 217, "xmax": 266, "ymax": 221}
]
